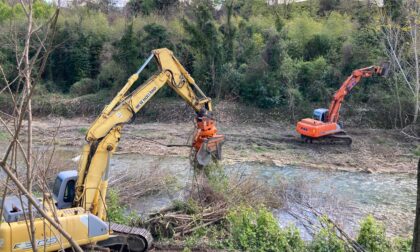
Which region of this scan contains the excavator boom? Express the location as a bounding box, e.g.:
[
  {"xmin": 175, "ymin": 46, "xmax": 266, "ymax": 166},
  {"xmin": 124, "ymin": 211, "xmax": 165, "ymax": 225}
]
[
  {"xmin": 75, "ymin": 48, "xmax": 224, "ymax": 219},
  {"xmin": 327, "ymin": 64, "xmax": 389, "ymax": 123}
]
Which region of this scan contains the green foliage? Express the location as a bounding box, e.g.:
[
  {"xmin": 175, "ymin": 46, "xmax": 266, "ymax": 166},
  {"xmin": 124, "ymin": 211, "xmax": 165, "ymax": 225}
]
[
  {"xmin": 182, "ymin": 2, "xmax": 224, "ymax": 96},
  {"xmin": 184, "ymin": 227, "xmax": 207, "ymax": 249},
  {"xmin": 127, "ymin": 0, "xmax": 177, "ymax": 16},
  {"xmin": 413, "ymin": 145, "xmax": 420, "ymax": 157},
  {"xmin": 33, "ymin": 1, "xmax": 54, "ymax": 19},
  {"xmin": 391, "ymin": 237, "xmax": 412, "ymax": 252},
  {"xmin": 98, "ymin": 61, "xmax": 126, "ymax": 90},
  {"xmin": 0, "ymin": 131, "xmax": 8, "ymax": 141},
  {"xmin": 106, "ymin": 189, "xmax": 141, "ymax": 225},
  {"xmin": 356, "ymin": 215, "xmax": 390, "ymax": 252},
  {"xmin": 304, "ymin": 34, "xmax": 331, "ymax": 60},
  {"xmin": 106, "ymin": 189, "xmax": 128, "ymax": 224},
  {"xmin": 0, "ymin": 1, "xmax": 13, "ymax": 22},
  {"xmin": 318, "ymin": 0, "xmax": 340, "ymax": 15},
  {"xmin": 296, "ymin": 57, "xmax": 329, "ymax": 102},
  {"xmin": 78, "ymin": 127, "xmax": 88, "ymax": 135},
  {"xmin": 309, "ymin": 217, "xmax": 346, "ymax": 252},
  {"xmin": 142, "ymin": 24, "xmax": 172, "ymax": 51},
  {"xmin": 172, "ymin": 199, "xmax": 200, "ymax": 215},
  {"xmin": 70, "ymin": 78, "xmax": 99, "ymax": 96},
  {"xmin": 204, "ymin": 162, "xmax": 230, "ymax": 193},
  {"xmin": 0, "ymin": 1, "xmax": 52, "ymax": 22},
  {"xmin": 227, "ymin": 206, "xmax": 304, "ymax": 251},
  {"xmin": 383, "ymin": 0, "xmax": 405, "ymax": 22},
  {"xmin": 286, "ymin": 13, "xmax": 322, "ymax": 56},
  {"xmin": 114, "ymin": 23, "xmax": 140, "ymax": 75}
]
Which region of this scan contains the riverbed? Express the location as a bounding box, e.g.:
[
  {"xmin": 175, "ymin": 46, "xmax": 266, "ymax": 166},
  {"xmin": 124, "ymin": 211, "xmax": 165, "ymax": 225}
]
[
  {"xmin": 107, "ymin": 153, "xmax": 416, "ymax": 238},
  {"xmin": 0, "ymin": 118, "xmax": 417, "ymax": 239}
]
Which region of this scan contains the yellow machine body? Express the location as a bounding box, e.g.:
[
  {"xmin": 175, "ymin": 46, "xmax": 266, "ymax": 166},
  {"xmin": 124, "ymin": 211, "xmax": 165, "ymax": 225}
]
[{"xmin": 0, "ymin": 207, "xmax": 108, "ymax": 251}]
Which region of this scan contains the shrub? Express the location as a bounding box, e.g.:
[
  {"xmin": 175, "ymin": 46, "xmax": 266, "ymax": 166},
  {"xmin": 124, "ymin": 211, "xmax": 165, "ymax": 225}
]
[
  {"xmin": 69, "ymin": 78, "xmax": 99, "ymax": 96},
  {"xmin": 413, "ymin": 145, "xmax": 420, "ymax": 157},
  {"xmin": 98, "ymin": 60, "xmax": 127, "ymax": 90},
  {"xmin": 106, "ymin": 189, "xmax": 128, "ymax": 224},
  {"xmin": 227, "ymin": 206, "xmax": 304, "ymax": 251},
  {"xmin": 391, "ymin": 237, "xmax": 412, "ymax": 252},
  {"xmin": 309, "ymin": 217, "xmax": 346, "ymax": 252},
  {"xmin": 356, "ymin": 215, "xmax": 390, "ymax": 252},
  {"xmin": 106, "ymin": 189, "xmax": 141, "ymax": 225}
]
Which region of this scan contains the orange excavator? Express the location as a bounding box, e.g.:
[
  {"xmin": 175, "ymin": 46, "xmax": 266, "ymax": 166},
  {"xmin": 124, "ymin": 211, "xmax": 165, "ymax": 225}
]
[{"xmin": 296, "ymin": 63, "xmax": 389, "ymax": 145}]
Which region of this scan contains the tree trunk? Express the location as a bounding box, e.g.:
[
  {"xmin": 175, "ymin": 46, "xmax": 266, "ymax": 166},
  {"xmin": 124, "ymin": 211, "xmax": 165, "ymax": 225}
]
[
  {"xmin": 410, "ymin": 10, "xmax": 419, "ymax": 124},
  {"xmin": 412, "ymin": 158, "xmax": 420, "ymax": 252}
]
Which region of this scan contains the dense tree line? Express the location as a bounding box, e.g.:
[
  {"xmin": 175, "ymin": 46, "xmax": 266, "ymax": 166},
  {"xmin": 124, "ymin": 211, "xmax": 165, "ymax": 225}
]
[{"xmin": 0, "ymin": 0, "xmax": 418, "ymax": 127}]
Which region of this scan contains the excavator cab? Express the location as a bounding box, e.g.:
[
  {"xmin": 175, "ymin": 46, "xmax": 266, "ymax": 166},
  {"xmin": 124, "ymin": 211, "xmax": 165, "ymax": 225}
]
[
  {"xmin": 313, "ymin": 108, "xmax": 329, "ymax": 122},
  {"xmin": 52, "ymin": 170, "xmax": 78, "ymax": 209}
]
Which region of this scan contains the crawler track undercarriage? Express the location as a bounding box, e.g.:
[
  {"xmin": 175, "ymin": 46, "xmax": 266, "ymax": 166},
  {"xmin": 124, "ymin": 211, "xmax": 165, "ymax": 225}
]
[
  {"xmin": 94, "ymin": 223, "xmax": 153, "ymax": 252},
  {"xmin": 301, "ymin": 131, "xmax": 352, "ymax": 145}
]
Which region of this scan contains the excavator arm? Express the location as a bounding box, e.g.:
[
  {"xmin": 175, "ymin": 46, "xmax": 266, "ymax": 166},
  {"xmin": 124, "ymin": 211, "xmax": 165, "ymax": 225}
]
[
  {"xmin": 327, "ymin": 64, "xmax": 389, "ymax": 123},
  {"xmin": 73, "ymin": 48, "xmax": 224, "ymax": 219}
]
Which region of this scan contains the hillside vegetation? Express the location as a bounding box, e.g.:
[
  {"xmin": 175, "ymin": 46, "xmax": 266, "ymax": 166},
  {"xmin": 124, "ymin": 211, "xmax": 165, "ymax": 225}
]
[{"xmin": 0, "ymin": 0, "xmax": 418, "ymax": 129}]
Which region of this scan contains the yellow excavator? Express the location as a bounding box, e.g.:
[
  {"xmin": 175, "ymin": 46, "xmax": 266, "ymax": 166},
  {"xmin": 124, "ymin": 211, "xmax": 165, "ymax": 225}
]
[{"xmin": 0, "ymin": 48, "xmax": 224, "ymax": 251}]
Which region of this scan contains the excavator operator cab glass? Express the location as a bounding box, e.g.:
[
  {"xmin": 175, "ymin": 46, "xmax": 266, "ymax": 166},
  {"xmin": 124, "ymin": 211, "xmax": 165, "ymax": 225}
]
[
  {"xmin": 313, "ymin": 108, "xmax": 329, "ymax": 122},
  {"xmin": 52, "ymin": 170, "xmax": 78, "ymax": 209},
  {"xmin": 53, "ymin": 176, "xmax": 62, "ymax": 197},
  {"xmin": 63, "ymin": 180, "xmax": 76, "ymax": 203}
]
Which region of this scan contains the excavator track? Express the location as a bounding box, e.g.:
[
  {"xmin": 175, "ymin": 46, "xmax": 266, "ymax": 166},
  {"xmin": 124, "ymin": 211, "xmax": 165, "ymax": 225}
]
[
  {"xmin": 96, "ymin": 223, "xmax": 153, "ymax": 252},
  {"xmin": 301, "ymin": 133, "xmax": 352, "ymax": 146}
]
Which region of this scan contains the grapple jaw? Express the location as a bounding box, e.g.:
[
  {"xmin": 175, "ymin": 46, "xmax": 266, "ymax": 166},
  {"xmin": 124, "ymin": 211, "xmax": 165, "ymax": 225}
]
[
  {"xmin": 196, "ymin": 137, "xmax": 224, "ymax": 166},
  {"xmin": 192, "ymin": 112, "xmax": 224, "ymax": 166}
]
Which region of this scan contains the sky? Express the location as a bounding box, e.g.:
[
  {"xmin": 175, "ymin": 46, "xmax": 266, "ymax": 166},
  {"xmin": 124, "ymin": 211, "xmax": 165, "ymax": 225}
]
[{"xmin": 114, "ymin": 0, "xmax": 128, "ymax": 7}]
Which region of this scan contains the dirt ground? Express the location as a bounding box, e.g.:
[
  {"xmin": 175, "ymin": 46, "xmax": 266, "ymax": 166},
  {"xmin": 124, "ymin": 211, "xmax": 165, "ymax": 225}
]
[{"xmin": 21, "ymin": 114, "xmax": 418, "ymax": 174}]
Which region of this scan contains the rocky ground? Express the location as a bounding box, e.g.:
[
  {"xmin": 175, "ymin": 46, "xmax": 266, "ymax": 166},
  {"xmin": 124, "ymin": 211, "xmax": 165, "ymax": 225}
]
[
  {"xmin": 7, "ymin": 114, "xmax": 416, "ymax": 175},
  {"xmin": 0, "ymin": 99, "xmax": 417, "ymax": 174}
]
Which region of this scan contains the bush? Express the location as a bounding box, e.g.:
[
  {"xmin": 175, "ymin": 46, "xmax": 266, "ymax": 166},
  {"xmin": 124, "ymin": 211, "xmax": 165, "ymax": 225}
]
[
  {"xmin": 106, "ymin": 189, "xmax": 141, "ymax": 225},
  {"xmin": 309, "ymin": 217, "xmax": 346, "ymax": 252},
  {"xmin": 356, "ymin": 215, "xmax": 390, "ymax": 252},
  {"xmin": 391, "ymin": 237, "xmax": 412, "ymax": 252},
  {"xmin": 97, "ymin": 60, "xmax": 127, "ymax": 90},
  {"xmin": 227, "ymin": 206, "xmax": 304, "ymax": 251},
  {"xmin": 69, "ymin": 78, "xmax": 99, "ymax": 96},
  {"xmin": 106, "ymin": 189, "xmax": 127, "ymax": 224}
]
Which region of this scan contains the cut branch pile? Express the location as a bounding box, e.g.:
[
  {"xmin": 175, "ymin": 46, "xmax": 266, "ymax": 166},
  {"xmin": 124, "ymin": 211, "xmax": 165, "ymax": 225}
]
[
  {"xmin": 144, "ymin": 201, "xmax": 228, "ymax": 238},
  {"xmin": 142, "ymin": 166, "xmax": 286, "ymax": 239}
]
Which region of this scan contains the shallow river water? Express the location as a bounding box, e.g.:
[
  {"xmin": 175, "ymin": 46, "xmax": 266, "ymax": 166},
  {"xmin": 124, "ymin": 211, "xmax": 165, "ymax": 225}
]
[
  {"xmin": 108, "ymin": 153, "xmax": 416, "ymax": 238},
  {"xmin": 0, "ymin": 146, "xmax": 416, "ymax": 238}
]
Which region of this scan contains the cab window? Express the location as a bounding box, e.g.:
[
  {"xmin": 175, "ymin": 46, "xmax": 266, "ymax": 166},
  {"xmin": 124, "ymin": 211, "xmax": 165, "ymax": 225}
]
[
  {"xmin": 53, "ymin": 177, "xmax": 62, "ymax": 197},
  {"xmin": 63, "ymin": 180, "xmax": 75, "ymax": 203}
]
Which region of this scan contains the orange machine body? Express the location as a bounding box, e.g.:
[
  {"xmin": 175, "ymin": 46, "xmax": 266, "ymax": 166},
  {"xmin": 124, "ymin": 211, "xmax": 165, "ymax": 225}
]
[{"xmin": 296, "ymin": 119, "xmax": 341, "ymax": 138}]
